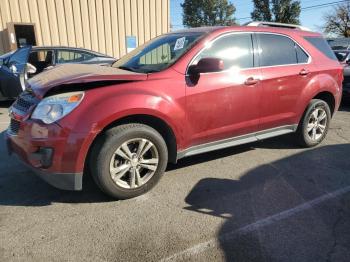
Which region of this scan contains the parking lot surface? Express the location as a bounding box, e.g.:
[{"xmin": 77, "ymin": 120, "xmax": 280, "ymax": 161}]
[{"xmin": 0, "ymin": 101, "xmax": 350, "ymax": 262}]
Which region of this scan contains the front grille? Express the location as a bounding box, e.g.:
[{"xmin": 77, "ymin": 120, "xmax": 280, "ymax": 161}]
[
  {"xmin": 8, "ymin": 119, "xmax": 21, "ymax": 135},
  {"xmin": 12, "ymin": 91, "xmax": 38, "ymax": 113},
  {"xmin": 7, "ymin": 91, "xmax": 39, "ymax": 136}
]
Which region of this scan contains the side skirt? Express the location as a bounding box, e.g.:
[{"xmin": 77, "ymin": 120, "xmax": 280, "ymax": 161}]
[{"xmin": 176, "ymin": 125, "xmax": 298, "ymax": 160}]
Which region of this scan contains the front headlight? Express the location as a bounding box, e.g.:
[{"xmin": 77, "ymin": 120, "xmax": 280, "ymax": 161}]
[{"xmin": 31, "ymin": 91, "xmax": 84, "ymax": 124}]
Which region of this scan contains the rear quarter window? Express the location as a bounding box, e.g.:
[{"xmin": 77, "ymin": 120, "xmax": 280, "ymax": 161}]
[{"xmin": 304, "ymin": 37, "xmax": 338, "ymax": 61}]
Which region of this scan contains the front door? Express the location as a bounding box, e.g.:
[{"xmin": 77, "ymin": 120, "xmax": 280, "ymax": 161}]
[
  {"xmin": 0, "ymin": 46, "xmax": 31, "ymax": 98},
  {"xmin": 186, "ymin": 33, "xmax": 262, "ymax": 147}
]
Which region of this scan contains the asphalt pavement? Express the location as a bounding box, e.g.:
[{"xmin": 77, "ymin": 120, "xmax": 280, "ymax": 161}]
[{"xmin": 0, "ymin": 101, "xmax": 350, "ymax": 262}]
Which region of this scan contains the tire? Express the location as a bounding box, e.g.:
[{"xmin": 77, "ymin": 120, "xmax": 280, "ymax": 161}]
[
  {"xmin": 295, "ymin": 99, "xmax": 331, "ymax": 147},
  {"xmin": 90, "ymin": 123, "xmax": 168, "ymax": 199}
]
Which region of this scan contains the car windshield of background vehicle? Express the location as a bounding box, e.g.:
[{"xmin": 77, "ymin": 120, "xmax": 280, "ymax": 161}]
[
  {"xmin": 334, "ymin": 51, "xmax": 349, "ymax": 62},
  {"xmin": 113, "ymin": 32, "xmax": 205, "ymax": 73}
]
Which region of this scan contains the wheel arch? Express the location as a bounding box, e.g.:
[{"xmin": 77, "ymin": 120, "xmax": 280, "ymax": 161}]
[
  {"xmin": 85, "ymin": 114, "xmax": 178, "ymax": 174},
  {"xmin": 312, "ymin": 91, "xmax": 336, "ymax": 116}
]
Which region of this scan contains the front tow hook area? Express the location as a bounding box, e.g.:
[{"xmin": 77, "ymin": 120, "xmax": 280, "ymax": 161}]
[{"xmin": 28, "ymin": 147, "xmax": 54, "ymax": 168}]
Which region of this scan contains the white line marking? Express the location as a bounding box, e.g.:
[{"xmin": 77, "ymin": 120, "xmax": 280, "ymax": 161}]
[{"xmin": 161, "ymin": 186, "xmax": 350, "ymax": 261}]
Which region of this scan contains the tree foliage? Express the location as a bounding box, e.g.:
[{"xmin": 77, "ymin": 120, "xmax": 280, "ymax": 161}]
[
  {"xmin": 323, "ymin": 2, "xmax": 350, "ymax": 37},
  {"xmin": 251, "ymin": 0, "xmax": 301, "ymax": 24},
  {"xmin": 182, "ymin": 0, "xmax": 236, "ymax": 27},
  {"xmin": 251, "ymin": 0, "xmax": 272, "ymax": 21}
]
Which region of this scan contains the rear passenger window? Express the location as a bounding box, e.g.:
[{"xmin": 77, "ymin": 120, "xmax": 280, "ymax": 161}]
[
  {"xmin": 56, "ymin": 50, "xmax": 95, "ymax": 64},
  {"xmin": 193, "ymin": 33, "xmax": 254, "ymax": 70},
  {"xmin": 304, "ymin": 36, "xmax": 338, "ymax": 61},
  {"xmin": 258, "ymin": 34, "xmax": 299, "ymax": 66}
]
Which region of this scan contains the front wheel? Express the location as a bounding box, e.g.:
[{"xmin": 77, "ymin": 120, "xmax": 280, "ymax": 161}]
[
  {"xmin": 295, "ymin": 99, "xmax": 331, "ymax": 147},
  {"xmin": 90, "ymin": 124, "xmax": 168, "ymax": 199}
]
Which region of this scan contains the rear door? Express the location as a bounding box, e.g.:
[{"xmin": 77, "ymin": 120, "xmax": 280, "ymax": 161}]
[
  {"xmin": 0, "ymin": 46, "xmax": 31, "ymax": 98},
  {"xmin": 256, "ymin": 33, "xmax": 313, "ymax": 130}
]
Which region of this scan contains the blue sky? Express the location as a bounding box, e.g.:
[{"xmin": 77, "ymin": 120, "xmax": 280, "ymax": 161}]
[{"xmin": 170, "ymin": 0, "xmax": 341, "ymax": 33}]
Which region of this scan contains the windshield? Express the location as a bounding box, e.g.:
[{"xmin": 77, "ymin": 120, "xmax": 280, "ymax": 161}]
[{"xmin": 113, "ymin": 32, "xmax": 205, "ymax": 73}]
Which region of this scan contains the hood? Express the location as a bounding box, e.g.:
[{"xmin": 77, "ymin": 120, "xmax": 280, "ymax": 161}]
[{"xmin": 27, "ymin": 64, "xmax": 148, "ymax": 98}]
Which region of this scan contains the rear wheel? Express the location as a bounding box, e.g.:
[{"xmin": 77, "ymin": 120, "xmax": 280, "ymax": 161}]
[
  {"xmin": 296, "ymin": 99, "xmax": 331, "ymax": 147},
  {"xmin": 90, "ymin": 124, "xmax": 168, "ymax": 199}
]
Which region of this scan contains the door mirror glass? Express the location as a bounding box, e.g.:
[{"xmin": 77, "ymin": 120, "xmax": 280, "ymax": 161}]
[{"xmin": 189, "ymin": 57, "xmax": 224, "ymax": 74}]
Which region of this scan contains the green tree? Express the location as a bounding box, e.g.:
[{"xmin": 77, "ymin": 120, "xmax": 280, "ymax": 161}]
[
  {"xmin": 251, "ymin": 0, "xmax": 272, "ymax": 21},
  {"xmin": 182, "ymin": 0, "xmax": 236, "ymax": 27},
  {"xmin": 323, "ymin": 2, "xmax": 350, "ymax": 37},
  {"xmin": 251, "ymin": 0, "xmax": 301, "ymax": 24}
]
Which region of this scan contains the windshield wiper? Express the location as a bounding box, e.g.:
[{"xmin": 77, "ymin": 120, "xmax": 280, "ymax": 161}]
[
  {"xmin": 118, "ymin": 66, "xmax": 136, "ymax": 72},
  {"xmin": 145, "ymin": 69, "xmax": 161, "ymax": 73}
]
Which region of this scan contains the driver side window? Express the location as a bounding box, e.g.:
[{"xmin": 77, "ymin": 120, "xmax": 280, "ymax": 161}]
[{"xmin": 193, "ymin": 33, "xmax": 254, "ymax": 70}]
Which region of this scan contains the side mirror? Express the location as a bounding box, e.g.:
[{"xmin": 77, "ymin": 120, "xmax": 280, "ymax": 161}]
[
  {"xmin": 9, "ymin": 64, "xmax": 18, "ymax": 74},
  {"xmin": 26, "ymin": 63, "xmax": 37, "ymax": 74},
  {"xmin": 346, "ymin": 59, "xmax": 350, "ymax": 65},
  {"xmin": 189, "ymin": 57, "xmax": 225, "ymax": 75}
]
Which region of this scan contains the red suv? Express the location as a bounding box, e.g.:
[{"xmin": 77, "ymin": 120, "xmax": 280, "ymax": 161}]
[{"xmin": 6, "ymin": 23, "xmax": 343, "ymax": 199}]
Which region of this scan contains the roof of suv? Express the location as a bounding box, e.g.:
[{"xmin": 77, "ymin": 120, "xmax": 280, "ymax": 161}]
[{"xmin": 170, "ymin": 25, "xmax": 321, "ymax": 37}]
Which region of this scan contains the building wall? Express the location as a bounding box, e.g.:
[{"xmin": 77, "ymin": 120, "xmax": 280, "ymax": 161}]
[{"xmin": 0, "ymin": 0, "xmax": 170, "ymax": 58}]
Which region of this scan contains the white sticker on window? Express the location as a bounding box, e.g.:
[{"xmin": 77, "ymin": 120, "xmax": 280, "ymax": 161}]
[{"xmin": 174, "ymin": 37, "xmax": 186, "ymax": 51}]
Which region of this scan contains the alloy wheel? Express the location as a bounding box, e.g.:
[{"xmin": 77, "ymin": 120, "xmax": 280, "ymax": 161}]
[
  {"xmin": 306, "ymin": 107, "xmax": 328, "ymax": 141},
  {"xmin": 109, "ymin": 138, "xmax": 159, "ymax": 189}
]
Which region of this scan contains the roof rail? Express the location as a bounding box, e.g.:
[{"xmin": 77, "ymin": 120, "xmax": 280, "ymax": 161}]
[{"xmin": 244, "ymin": 21, "xmax": 311, "ymax": 31}]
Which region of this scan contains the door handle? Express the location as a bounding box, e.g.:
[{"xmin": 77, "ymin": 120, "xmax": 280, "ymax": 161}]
[
  {"xmin": 244, "ymin": 77, "xmax": 259, "ymax": 86},
  {"xmin": 299, "ymin": 69, "xmax": 310, "ymax": 76}
]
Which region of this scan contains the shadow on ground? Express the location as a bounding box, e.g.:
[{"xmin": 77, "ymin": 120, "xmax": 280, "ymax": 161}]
[
  {"xmin": 185, "ymin": 144, "xmax": 350, "ymax": 261},
  {"xmin": 0, "ymin": 131, "xmax": 112, "ymax": 206},
  {"xmin": 0, "ymin": 165, "xmax": 113, "ymax": 206},
  {"xmin": 0, "ymin": 131, "xmax": 297, "ymax": 207}
]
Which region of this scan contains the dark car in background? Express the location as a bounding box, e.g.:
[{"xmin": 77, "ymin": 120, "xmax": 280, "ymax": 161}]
[
  {"xmin": 0, "ymin": 46, "xmax": 117, "ymax": 100},
  {"xmin": 327, "ymin": 38, "xmax": 350, "ymax": 50},
  {"xmin": 334, "ymin": 50, "xmax": 350, "ymax": 101}
]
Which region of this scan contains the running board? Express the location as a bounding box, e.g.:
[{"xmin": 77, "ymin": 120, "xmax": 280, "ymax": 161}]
[{"xmin": 177, "ymin": 125, "xmax": 298, "ymax": 160}]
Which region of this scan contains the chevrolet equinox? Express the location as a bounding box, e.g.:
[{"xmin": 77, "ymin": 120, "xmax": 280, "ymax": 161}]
[{"xmin": 6, "ymin": 22, "xmax": 343, "ymax": 199}]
